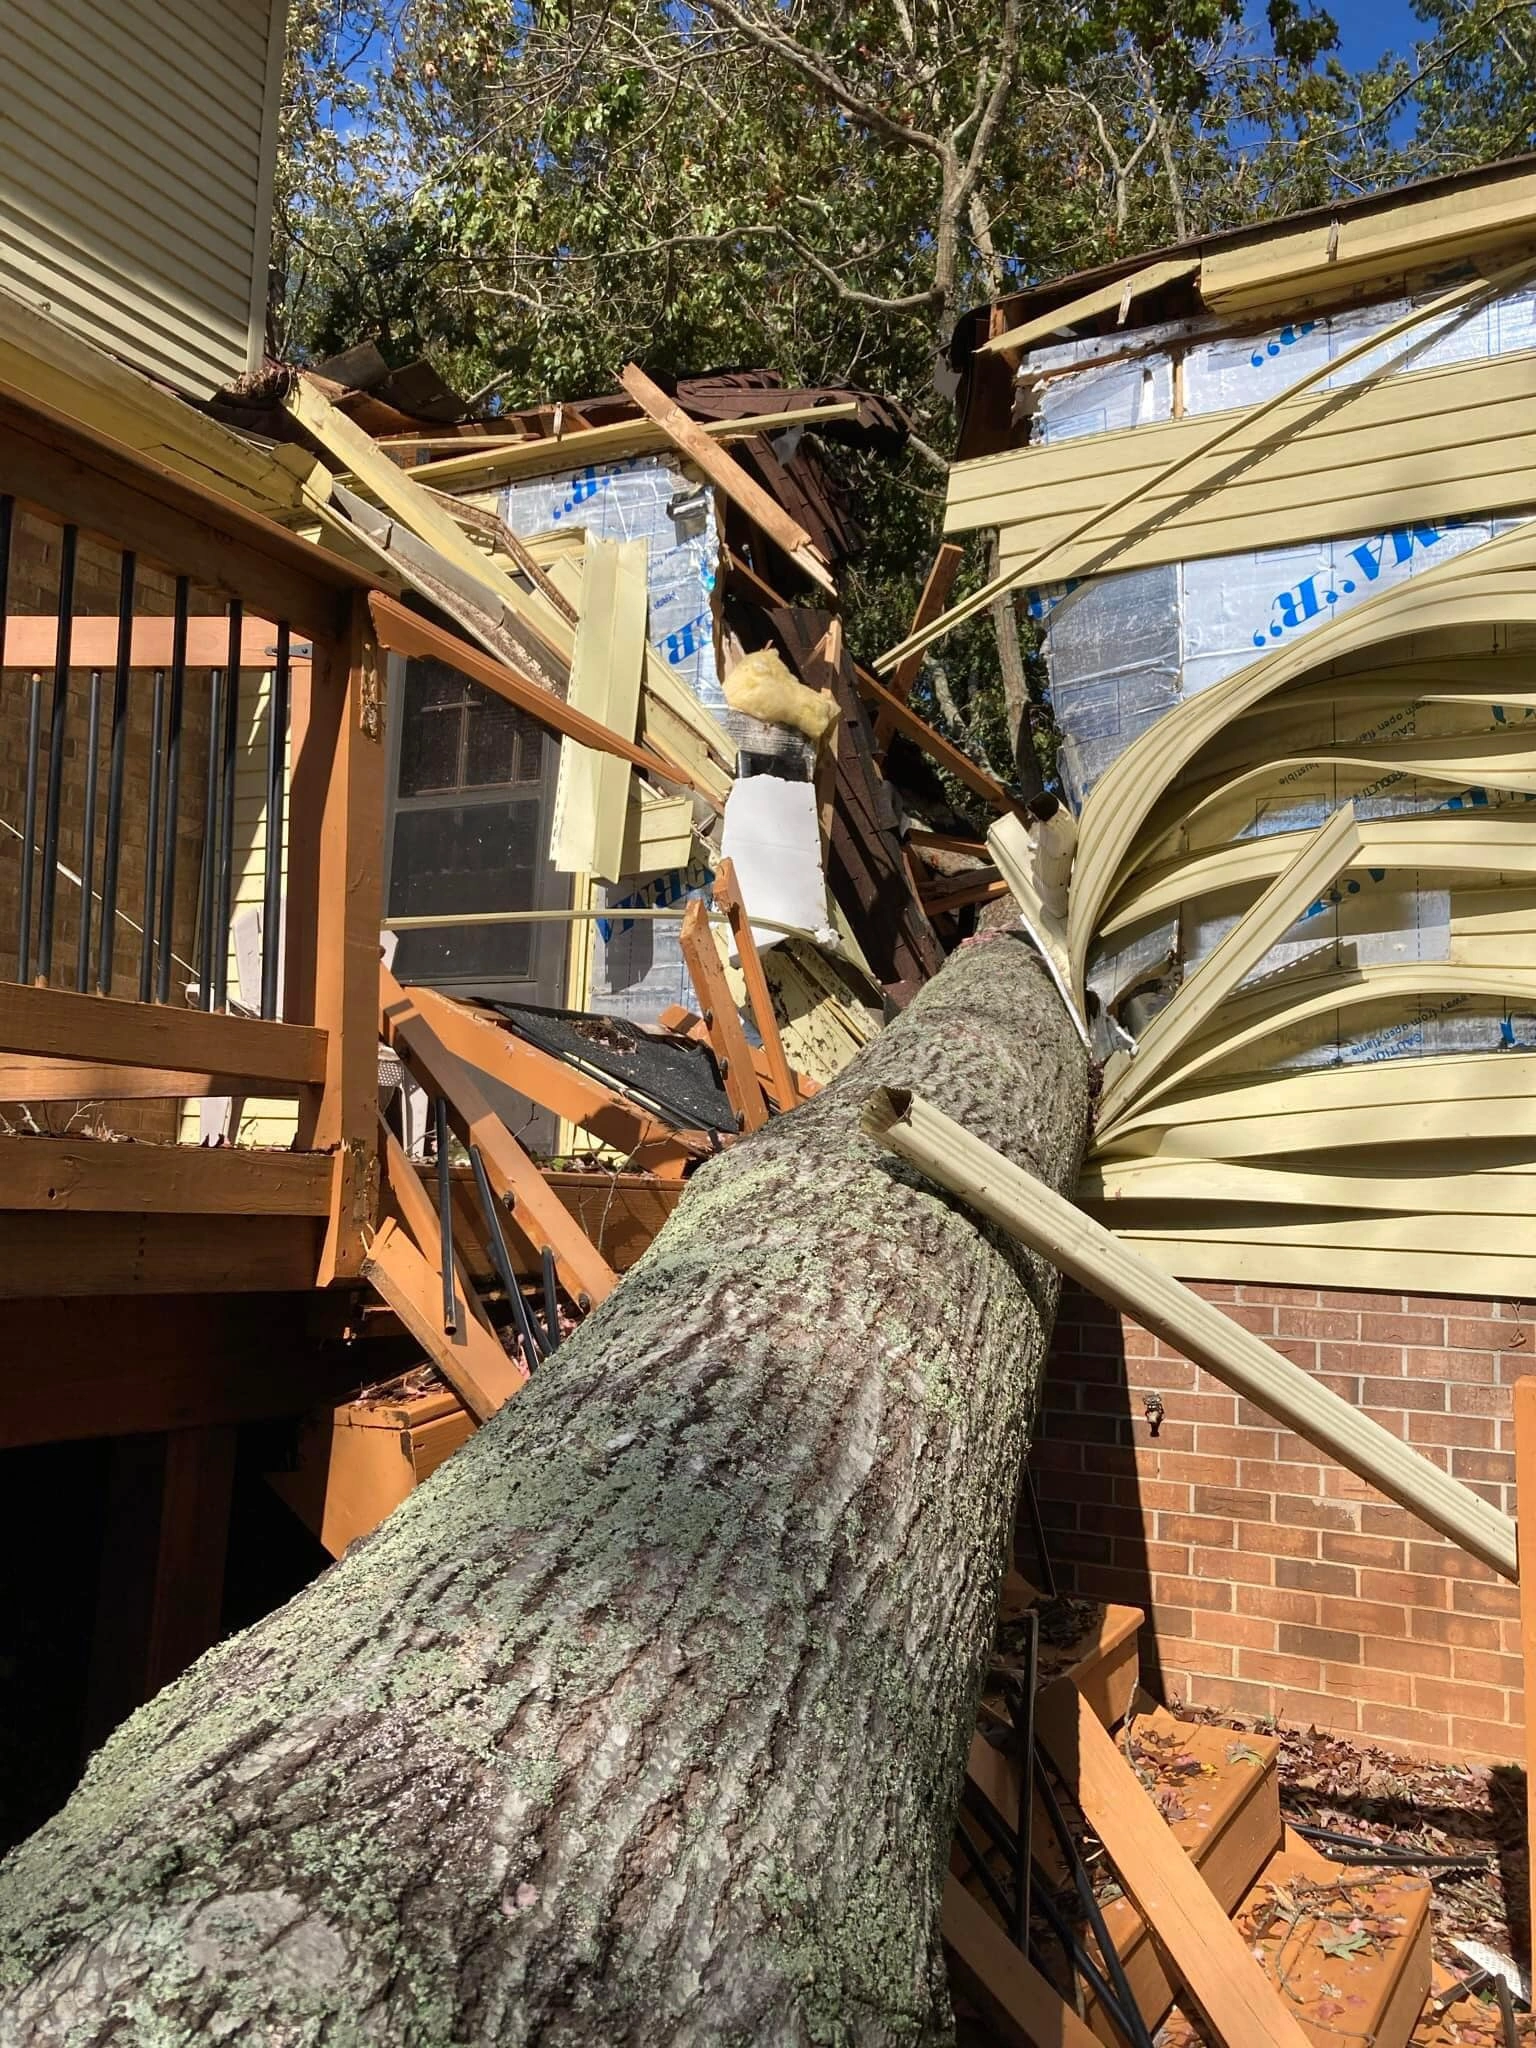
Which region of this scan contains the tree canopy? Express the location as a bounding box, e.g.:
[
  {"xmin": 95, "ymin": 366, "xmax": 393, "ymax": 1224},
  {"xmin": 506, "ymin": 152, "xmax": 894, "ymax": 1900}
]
[{"xmin": 273, "ymin": 0, "xmax": 1536, "ymax": 791}]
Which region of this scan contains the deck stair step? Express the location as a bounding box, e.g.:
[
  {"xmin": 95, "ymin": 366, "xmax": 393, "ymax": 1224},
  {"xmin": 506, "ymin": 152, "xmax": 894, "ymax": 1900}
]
[
  {"xmin": 1155, "ymin": 1830, "xmax": 1432, "ymax": 2048},
  {"xmin": 1077, "ymin": 1709, "xmax": 1283, "ymax": 2044},
  {"xmin": 979, "ymin": 1574, "xmax": 1143, "ymax": 1737},
  {"xmin": 946, "ymin": 1581, "xmax": 1432, "ymax": 2048},
  {"xmin": 956, "ymin": 1707, "xmax": 1284, "ymax": 2043}
]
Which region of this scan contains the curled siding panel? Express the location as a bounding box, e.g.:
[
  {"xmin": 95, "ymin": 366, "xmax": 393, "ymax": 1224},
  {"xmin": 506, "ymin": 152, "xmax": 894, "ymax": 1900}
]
[{"xmin": 0, "ymin": 0, "xmax": 280, "ymax": 397}]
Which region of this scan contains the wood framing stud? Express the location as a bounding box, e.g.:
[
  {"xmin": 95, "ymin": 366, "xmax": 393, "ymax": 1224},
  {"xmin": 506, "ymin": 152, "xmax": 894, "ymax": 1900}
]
[
  {"xmin": 618, "ymin": 363, "xmax": 837, "ymax": 594},
  {"xmin": 712, "ymin": 857, "xmax": 798, "ymax": 1112},
  {"xmin": 680, "ymin": 897, "xmax": 769, "ymax": 1135},
  {"xmin": 874, "ymin": 542, "xmax": 965, "ymax": 755}
]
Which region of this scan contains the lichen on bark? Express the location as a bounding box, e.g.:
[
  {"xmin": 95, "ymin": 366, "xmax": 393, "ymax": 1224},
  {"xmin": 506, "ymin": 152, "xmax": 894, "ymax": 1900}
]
[{"xmin": 0, "ymin": 932, "xmax": 1090, "ymax": 2047}]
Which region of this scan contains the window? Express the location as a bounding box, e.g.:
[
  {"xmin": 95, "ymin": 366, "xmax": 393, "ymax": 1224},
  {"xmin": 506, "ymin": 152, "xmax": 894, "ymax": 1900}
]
[{"xmin": 386, "ymin": 659, "xmax": 561, "ymax": 988}]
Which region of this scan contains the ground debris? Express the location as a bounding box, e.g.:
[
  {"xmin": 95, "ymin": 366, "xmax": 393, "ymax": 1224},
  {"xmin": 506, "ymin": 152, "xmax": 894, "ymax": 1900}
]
[{"xmin": 1176, "ymin": 1705, "xmax": 1533, "ymax": 2038}]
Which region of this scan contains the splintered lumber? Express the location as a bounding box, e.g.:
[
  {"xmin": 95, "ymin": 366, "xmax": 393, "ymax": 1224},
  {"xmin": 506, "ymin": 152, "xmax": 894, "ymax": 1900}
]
[
  {"xmin": 363, "ymin": 1218, "xmax": 527, "ymax": 1425},
  {"xmin": 618, "ymin": 362, "xmax": 837, "ymax": 594},
  {"xmin": 380, "ymin": 966, "xmax": 618, "ymax": 1308},
  {"xmin": 406, "ymin": 400, "xmax": 862, "ymax": 489},
  {"xmin": 368, "ymin": 592, "xmax": 700, "ymax": 792},
  {"xmin": 874, "ymin": 542, "xmax": 966, "ymax": 759},
  {"xmin": 679, "ymin": 897, "xmax": 769, "ymax": 1134},
  {"xmin": 0, "ymin": 931, "xmax": 1091, "ymax": 2043},
  {"xmin": 941, "ymin": 1875, "xmax": 1103, "ymax": 2048},
  {"xmin": 1035, "ymin": 1683, "xmax": 1314, "ymax": 2048},
  {"xmin": 861, "ymin": 1086, "xmax": 1519, "ymax": 1581},
  {"xmin": 401, "ymin": 983, "xmax": 710, "ymax": 1176},
  {"xmin": 769, "ymin": 607, "xmax": 945, "ymax": 996},
  {"xmin": 853, "ymin": 658, "xmax": 1021, "ymax": 818},
  {"xmin": 712, "ymin": 857, "xmax": 797, "ymax": 1112}
]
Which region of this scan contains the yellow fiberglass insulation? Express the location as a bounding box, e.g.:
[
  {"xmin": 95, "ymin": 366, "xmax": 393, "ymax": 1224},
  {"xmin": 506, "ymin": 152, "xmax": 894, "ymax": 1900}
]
[{"xmin": 723, "ymin": 647, "xmax": 840, "ymax": 745}]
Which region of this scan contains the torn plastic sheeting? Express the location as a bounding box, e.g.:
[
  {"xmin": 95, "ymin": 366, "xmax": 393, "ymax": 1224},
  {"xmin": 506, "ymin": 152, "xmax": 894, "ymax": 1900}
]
[{"xmin": 590, "ymin": 858, "xmax": 714, "ymax": 1032}]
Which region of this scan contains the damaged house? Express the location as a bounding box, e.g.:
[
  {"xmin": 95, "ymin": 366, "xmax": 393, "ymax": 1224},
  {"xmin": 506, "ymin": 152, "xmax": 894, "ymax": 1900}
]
[{"xmin": 3, "ymin": 1, "xmax": 1536, "ymax": 2042}]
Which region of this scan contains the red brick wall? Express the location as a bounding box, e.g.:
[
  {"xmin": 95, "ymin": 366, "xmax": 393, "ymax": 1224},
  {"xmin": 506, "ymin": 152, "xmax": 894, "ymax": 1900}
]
[{"xmin": 1036, "ymin": 1279, "xmax": 1529, "ymax": 1766}]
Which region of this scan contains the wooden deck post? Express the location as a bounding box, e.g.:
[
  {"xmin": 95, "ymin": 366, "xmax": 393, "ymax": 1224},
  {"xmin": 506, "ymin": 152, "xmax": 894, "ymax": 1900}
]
[
  {"xmin": 292, "ymin": 593, "xmax": 389, "ymax": 1284},
  {"xmin": 83, "ymin": 1425, "xmax": 237, "ymax": 1747},
  {"xmin": 1515, "ymin": 1374, "xmax": 1536, "ymax": 1944}
]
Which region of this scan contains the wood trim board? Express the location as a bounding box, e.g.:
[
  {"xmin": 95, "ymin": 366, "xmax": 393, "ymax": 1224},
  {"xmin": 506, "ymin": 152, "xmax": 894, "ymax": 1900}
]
[
  {"xmin": 618, "ymin": 362, "xmax": 835, "ymax": 593},
  {"xmin": 862, "ymin": 1085, "xmax": 1519, "ymax": 1579},
  {"xmin": 368, "ymin": 592, "xmax": 699, "ymax": 792},
  {"xmin": 550, "ymin": 537, "xmax": 647, "ymax": 883}
]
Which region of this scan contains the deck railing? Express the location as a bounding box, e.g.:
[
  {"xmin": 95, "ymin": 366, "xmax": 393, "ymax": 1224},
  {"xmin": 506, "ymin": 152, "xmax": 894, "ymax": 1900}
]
[{"xmin": 0, "ymin": 391, "xmax": 385, "ymax": 1297}]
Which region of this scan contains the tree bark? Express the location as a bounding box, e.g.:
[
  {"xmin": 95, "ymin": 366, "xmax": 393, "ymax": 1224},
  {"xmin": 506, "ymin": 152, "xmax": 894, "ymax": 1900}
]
[{"xmin": 0, "ymin": 932, "xmax": 1091, "ymax": 2048}]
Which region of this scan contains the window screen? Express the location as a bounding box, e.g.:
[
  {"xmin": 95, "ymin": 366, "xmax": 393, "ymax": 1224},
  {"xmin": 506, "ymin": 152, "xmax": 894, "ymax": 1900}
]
[{"xmin": 387, "ymin": 659, "xmax": 554, "ymax": 986}]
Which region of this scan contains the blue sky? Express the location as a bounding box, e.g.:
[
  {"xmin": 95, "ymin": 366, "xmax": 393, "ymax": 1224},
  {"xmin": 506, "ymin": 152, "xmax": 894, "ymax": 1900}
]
[{"xmin": 1326, "ymin": 0, "xmax": 1427, "ymax": 69}]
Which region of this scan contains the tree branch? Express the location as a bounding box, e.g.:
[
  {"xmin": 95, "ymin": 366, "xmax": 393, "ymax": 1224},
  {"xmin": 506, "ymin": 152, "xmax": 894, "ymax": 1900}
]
[{"xmin": 698, "ymin": 0, "xmax": 947, "ymax": 157}]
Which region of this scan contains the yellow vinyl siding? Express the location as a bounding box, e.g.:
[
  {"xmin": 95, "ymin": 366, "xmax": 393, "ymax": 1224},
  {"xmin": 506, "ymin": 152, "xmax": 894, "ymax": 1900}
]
[{"xmin": 0, "ymin": 0, "xmax": 284, "ymax": 396}]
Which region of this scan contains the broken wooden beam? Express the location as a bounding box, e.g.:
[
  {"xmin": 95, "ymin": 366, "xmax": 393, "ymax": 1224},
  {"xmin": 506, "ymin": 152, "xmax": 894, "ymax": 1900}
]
[
  {"xmin": 380, "ymin": 966, "xmax": 619, "ymax": 1308},
  {"xmin": 618, "ymin": 363, "xmax": 837, "ymax": 594},
  {"xmin": 362, "ymin": 1218, "xmax": 528, "ymax": 1424},
  {"xmin": 712, "ymin": 858, "xmax": 798, "ymax": 1113},
  {"xmin": 679, "ymin": 898, "xmax": 769, "ymax": 1134}
]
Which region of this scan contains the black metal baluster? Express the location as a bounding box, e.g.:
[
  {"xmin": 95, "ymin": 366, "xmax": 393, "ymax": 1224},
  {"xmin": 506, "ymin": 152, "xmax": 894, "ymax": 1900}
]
[
  {"xmin": 154, "ymin": 578, "xmax": 189, "ymax": 1004},
  {"xmin": 214, "ymin": 601, "xmax": 240, "ymax": 1010},
  {"xmin": 76, "ymin": 668, "xmax": 102, "ymax": 991},
  {"xmin": 540, "ymin": 1245, "xmax": 562, "ymax": 1353},
  {"xmin": 1020, "ymin": 1462, "xmax": 1058, "ymax": 1600},
  {"xmin": 97, "ymin": 550, "xmax": 135, "ymax": 994},
  {"xmin": 198, "ymin": 666, "xmax": 223, "ymax": 1010},
  {"xmin": 138, "ymin": 668, "xmax": 165, "ymax": 1002},
  {"xmin": 260, "ymin": 622, "xmax": 289, "ymax": 1019},
  {"xmin": 36, "ymin": 523, "xmax": 77, "ymax": 985},
  {"xmin": 1009, "ymin": 1611, "xmax": 1037, "ymax": 1952},
  {"xmin": 470, "ymin": 1144, "xmax": 541, "ymax": 1374},
  {"xmin": 18, "ymin": 671, "xmax": 41, "ymax": 983},
  {"xmin": 435, "ymin": 1096, "xmax": 457, "ymax": 1337},
  {"xmin": 1033, "ymin": 1748, "xmax": 1156, "ymax": 2048}
]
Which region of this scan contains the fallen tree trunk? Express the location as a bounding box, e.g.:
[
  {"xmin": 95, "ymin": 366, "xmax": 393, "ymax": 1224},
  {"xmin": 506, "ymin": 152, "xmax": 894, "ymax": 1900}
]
[{"xmin": 0, "ymin": 931, "xmax": 1090, "ymax": 2047}]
